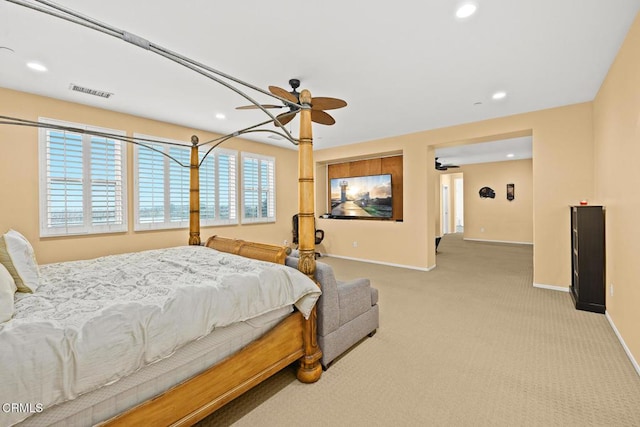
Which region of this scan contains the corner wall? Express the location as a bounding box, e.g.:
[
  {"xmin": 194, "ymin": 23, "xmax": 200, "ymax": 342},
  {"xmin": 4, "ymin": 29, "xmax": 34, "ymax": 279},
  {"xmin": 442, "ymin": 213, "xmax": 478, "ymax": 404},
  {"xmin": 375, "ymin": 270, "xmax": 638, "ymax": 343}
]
[{"xmin": 593, "ymin": 13, "xmax": 640, "ymax": 371}]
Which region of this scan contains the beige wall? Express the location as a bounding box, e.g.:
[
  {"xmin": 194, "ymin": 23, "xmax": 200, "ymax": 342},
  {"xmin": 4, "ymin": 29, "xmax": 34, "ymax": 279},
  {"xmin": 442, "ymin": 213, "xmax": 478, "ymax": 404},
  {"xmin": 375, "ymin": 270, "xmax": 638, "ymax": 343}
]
[
  {"xmin": 315, "ymin": 103, "xmax": 593, "ymax": 283},
  {"xmin": 0, "ymin": 88, "xmax": 299, "ymax": 264},
  {"xmin": 1, "ymin": 89, "xmax": 592, "ymax": 285},
  {"xmin": 315, "ymin": 143, "xmax": 435, "ymax": 270},
  {"xmin": 593, "ymin": 14, "xmax": 640, "ymax": 368},
  {"xmin": 460, "ymin": 159, "xmax": 533, "ymax": 244}
]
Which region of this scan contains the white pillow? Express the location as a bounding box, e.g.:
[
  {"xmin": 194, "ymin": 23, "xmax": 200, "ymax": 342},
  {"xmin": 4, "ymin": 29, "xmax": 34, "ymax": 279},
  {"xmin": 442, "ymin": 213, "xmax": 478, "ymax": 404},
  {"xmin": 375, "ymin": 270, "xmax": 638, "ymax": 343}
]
[
  {"xmin": 0, "ymin": 229, "xmax": 40, "ymax": 293},
  {"xmin": 0, "ymin": 263, "xmax": 16, "ymax": 323}
]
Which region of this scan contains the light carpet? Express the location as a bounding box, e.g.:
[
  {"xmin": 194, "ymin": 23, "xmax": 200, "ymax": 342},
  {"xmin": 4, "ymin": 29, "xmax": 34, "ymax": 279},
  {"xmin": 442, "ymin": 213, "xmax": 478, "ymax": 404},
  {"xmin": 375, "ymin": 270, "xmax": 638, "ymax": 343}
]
[{"xmin": 197, "ymin": 234, "xmax": 640, "ymax": 426}]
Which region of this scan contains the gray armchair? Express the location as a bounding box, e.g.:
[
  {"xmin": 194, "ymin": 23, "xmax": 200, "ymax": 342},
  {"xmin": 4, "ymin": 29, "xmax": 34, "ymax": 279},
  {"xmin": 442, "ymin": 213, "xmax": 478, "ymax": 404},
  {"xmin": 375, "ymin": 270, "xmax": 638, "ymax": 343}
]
[{"xmin": 286, "ymin": 253, "xmax": 379, "ymax": 368}]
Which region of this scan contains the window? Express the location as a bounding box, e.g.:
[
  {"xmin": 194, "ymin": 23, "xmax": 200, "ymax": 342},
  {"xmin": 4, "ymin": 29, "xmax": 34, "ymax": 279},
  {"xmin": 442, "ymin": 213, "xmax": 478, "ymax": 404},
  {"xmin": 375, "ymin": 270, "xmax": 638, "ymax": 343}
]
[
  {"xmin": 133, "ymin": 134, "xmax": 237, "ymax": 230},
  {"xmin": 241, "ymin": 153, "xmax": 275, "ymax": 223},
  {"xmin": 38, "ymin": 118, "xmax": 127, "ymax": 237}
]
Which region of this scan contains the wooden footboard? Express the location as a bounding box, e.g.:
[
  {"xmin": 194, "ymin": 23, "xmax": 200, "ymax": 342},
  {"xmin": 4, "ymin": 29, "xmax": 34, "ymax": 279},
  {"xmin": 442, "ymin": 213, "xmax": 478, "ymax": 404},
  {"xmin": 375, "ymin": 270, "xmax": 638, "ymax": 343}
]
[
  {"xmin": 102, "ymin": 237, "xmax": 321, "ymax": 426},
  {"xmin": 206, "ymin": 235, "xmax": 322, "ymax": 383},
  {"xmin": 102, "ymin": 312, "xmax": 307, "ymax": 426}
]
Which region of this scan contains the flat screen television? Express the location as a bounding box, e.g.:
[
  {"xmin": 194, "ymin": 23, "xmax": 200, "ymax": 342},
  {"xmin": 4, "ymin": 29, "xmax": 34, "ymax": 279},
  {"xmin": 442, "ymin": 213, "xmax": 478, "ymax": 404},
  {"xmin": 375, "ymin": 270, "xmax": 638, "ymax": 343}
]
[{"xmin": 330, "ymin": 174, "xmax": 393, "ymax": 219}]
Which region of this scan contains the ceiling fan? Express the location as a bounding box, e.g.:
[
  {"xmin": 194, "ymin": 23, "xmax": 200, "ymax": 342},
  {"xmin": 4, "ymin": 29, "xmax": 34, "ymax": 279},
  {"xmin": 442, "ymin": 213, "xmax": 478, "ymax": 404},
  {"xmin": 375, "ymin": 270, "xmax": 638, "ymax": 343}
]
[
  {"xmin": 435, "ymin": 158, "xmax": 460, "ymax": 171},
  {"xmin": 236, "ymin": 78, "xmax": 347, "ymax": 126}
]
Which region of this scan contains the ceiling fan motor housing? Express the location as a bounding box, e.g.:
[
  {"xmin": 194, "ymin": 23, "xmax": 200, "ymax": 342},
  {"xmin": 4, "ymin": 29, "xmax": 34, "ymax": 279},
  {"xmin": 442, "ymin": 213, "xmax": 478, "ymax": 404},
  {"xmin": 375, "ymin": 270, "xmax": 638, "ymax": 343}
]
[
  {"xmin": 289, "ymin": 78, "xmax": 300, "ymax": 89},
  {"xmin": 288, "ymin": 78, "xmax": 301, "ymax": 101}
]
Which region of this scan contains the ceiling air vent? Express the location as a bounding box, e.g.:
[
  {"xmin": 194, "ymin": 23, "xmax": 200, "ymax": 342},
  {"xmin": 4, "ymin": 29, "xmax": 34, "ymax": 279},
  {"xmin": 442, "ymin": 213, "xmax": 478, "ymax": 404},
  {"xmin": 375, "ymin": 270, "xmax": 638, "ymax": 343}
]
[{"xmin": 69, "ymin": 83, "xmax": 113, "ymax": 99}]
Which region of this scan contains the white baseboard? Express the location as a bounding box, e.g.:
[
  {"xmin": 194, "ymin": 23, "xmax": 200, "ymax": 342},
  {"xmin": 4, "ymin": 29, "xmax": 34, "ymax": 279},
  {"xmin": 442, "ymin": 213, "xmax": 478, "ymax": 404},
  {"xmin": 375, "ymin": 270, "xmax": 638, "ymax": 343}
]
[
  {"xmin": 605, "ymin": 311, "xmax": 640, "ymax": 377},
  {"xmin": 323, "ymin": 254, "xmax": 435, "ymax": 272},
  {"xmin": 463, "ymin": 238, "xmax": 533, "ymax": 245},
  {"xmin": 533, "ymin": 283, "xmax": 570, "ymax": 292}
]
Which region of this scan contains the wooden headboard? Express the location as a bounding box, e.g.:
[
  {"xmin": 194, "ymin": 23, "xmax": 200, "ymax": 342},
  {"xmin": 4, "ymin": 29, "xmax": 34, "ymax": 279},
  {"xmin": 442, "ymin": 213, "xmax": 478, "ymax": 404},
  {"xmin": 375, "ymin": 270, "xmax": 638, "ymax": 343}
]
[{"xmin": 205, "ymin": 235, "xmax": 291, "ymax": 265}]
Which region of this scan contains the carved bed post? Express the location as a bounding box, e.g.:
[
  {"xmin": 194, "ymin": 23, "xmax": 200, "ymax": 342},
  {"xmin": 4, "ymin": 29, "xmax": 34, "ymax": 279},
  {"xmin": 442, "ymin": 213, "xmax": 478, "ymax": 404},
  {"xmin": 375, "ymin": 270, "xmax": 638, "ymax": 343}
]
[
  {"xmin": 297, "ymin": 90, "xmax": 316, "ymax": 280},
  {"xmin": 189, "ymin": 135, "xmax": 201, "ymax": 245},
  {"xmin": 296, "ymin": 89, "xmax": 323, "ymax": 383}
]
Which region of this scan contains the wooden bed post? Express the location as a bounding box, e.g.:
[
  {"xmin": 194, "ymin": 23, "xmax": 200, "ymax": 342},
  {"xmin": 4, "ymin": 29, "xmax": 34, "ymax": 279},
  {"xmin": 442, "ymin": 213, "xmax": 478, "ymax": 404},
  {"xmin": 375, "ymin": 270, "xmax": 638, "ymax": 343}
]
[
  {"xmin": 189, "ymin": 135, "xmax": 201, "ymax": 246},
  {"xmin": 296, "ymin": 89, "xmax": 323, "ymax": 383},
  {"xmin": 297, "ymin": 90, "xmax": 316, "ymax": 280}
]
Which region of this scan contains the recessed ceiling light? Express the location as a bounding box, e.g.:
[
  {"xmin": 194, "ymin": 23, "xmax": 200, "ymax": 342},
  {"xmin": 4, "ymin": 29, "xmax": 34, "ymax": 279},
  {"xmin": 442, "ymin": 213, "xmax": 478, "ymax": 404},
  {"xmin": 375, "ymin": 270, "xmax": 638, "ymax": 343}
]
[
  {"xmin": 215, "ymin": 113, "xmax": 226, "ymax": 120},
  {"xmin": 492, "ymin": 91, "xmax": 507, "ymax": 100},
  {"xmin": 456, "ymin": 3, "xmax": 478, "ymax": 19},
  {"xmin": 26, "ymin": 61, "xmax": 47, "ymax": 72},
  {"xmin": 506, "ymin": 153, "xmax": 515, "ymax": 158}
]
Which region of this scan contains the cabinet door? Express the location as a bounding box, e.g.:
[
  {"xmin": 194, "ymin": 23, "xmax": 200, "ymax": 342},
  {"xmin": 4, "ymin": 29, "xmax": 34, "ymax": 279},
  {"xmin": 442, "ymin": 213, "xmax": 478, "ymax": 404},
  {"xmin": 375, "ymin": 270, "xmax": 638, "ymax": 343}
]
[
  {"xmin": 570, "ymin": 207, "xmax": 579, "ymax": 296},
  {"xmin": 570, "ymin": 206, "xmax": 605, "ymax": 313}
]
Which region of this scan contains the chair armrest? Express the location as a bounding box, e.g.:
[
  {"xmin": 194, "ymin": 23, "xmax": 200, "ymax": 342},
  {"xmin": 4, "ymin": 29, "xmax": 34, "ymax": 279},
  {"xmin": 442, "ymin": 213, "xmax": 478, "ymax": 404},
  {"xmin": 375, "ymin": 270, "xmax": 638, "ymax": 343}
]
[
  {"xmin": 337, "ymin": 278, "xmax": 374, "ymax": 325},
  {"xmin": 337, "ymin": 278, "xmax": 371, "ymax": 293}
]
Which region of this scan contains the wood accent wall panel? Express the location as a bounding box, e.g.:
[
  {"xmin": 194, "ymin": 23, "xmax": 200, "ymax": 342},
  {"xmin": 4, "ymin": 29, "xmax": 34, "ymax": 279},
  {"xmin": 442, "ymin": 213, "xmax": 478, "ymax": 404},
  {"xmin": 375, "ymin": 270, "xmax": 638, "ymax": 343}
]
[
  {"xmin": 381, "ymin": 156, "xmax": 403, "ymax": 220},
  {"xmin": 350, "ymin": 158, "xmax": 382, "ymax": 176},
  {"xmin": 330, "ymin": 162, "xmax": 350, "ymax": 180},
  {"xmin": 327, "ymin": 155, "xmax": 403, "ymax": 220}
]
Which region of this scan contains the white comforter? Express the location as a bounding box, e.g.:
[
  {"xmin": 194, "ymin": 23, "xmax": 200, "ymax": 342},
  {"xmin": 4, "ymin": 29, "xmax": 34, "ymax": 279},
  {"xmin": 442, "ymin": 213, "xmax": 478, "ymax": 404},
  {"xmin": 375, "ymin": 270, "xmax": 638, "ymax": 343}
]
[{"xmin": 0, "ymin": 246, "xmax": 320, "ymax": 426}]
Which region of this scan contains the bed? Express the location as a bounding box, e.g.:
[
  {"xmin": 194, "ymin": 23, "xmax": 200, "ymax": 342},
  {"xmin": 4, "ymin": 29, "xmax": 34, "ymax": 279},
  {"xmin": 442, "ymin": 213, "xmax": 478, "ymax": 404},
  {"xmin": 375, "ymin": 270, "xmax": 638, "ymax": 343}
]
[
  {"xmin": 1, "ymin": 239, "xmax": 321, "ymax": 426},
  {"xmin": 1, "ymin": 114, "xmax": 322, "ymax": 425},
  {"xmin": 1, "ymin": 3, "xmax": 329, "ymax": 425}
]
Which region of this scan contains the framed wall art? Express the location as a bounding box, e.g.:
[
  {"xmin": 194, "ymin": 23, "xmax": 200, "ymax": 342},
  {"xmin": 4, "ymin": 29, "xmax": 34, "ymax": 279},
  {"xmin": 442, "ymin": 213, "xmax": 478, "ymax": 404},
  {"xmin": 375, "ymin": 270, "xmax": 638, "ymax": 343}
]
[{"xmin": 507, "ymin": 183, "xmax": 515, "ymax": 201}]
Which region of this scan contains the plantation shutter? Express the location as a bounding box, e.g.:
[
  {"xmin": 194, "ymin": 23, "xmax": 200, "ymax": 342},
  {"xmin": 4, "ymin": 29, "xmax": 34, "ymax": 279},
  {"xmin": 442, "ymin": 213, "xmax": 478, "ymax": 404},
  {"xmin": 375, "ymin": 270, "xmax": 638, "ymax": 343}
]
[
  {"xmin": 200, "ymin": 152, "xmax": 216, "ymax": 221},
  {"xmin": 260, "ymin": 159, "xmax": 275, "ymax": 218},
  {"xmin": 44, "ymin": 130, "xmax": 84, "ymax": 231},
  {"xmin": 241, "ymin": 153, "xmax": 275, "ymax": 223},
  {"xmin": 169, "ymin": 147, "xmax": 190, "ymax": 223},
  {"xmin": 219, "ymin": 151, "xmax": 237, "ymax": 222},
  {"xmin": 137, "ymin": 143, "xmax": 166, "ymax": 225},
  {"xmin": 134, "ymin": 136, "xmax": 238, "ymax": 229},
  {"xmin": 243, "ymin": 156, "xmax": 259, "ymax": 219},
  {"xmin": 39, "ymin": 119, "xmax": 127, "ymax": 237},
  {"xmin": 90, "ymin": 136, "xmax": 124, "ymax": 226},
  {"xmin": 200, "ymin": 149, "xmax": 237, "ymax": 225}
]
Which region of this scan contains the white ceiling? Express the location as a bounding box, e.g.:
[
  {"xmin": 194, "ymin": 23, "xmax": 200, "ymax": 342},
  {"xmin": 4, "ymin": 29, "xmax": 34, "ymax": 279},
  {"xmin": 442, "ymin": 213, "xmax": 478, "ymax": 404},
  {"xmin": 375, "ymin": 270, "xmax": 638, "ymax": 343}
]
[
  {"xmin": 1, "ymin": 1, "xmax": 639, "ymax": 153},
  {"xmin": 435, "ymin": 136, "xmax": 532, "ymax": 167}
]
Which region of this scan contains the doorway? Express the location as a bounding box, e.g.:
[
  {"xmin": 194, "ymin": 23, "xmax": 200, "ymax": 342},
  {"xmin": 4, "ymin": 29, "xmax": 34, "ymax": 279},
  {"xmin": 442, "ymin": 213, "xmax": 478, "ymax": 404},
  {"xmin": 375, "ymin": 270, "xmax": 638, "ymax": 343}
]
[
  {"xmin": 455, "ymin": 177, "xmax": 464, "ymax": 232},
  {"xmin": 440, "ymin": 173, "xmax": 464, "ymax": 237},
  {"xmin": 442, "ymin": 185, "xmax": 450, "ymax": 234}
]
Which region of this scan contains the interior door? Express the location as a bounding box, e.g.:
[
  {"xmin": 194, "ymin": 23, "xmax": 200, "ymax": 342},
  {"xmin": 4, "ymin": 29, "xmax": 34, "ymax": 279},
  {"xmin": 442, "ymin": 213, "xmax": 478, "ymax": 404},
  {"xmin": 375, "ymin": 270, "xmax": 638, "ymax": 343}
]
[
  {"xmin": 442, "ymin": 185, "xmax": 450, "ymax": 234},
  {"xmin": 455, "ymin": 178, "xmax": 464, "ymax": 232}
]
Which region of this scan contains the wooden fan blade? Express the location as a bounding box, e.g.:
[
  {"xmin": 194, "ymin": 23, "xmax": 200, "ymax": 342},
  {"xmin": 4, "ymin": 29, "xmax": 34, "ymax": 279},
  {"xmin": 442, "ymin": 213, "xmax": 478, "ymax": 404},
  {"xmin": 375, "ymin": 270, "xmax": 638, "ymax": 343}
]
[
  {"xmin": 311, "ymin": 110, "xmax": 336, "ymax": 126},
  {"xmin": 269, "ymin": 86, "xmax": 298, "ymax": 104},
  {"xmin": 236, "ymin": 104, "xmax": 284, "ymax": 110},
  {"xmin": 311, "ymin": 97, "xmax": 347, "ymax": 111},
  {"xmin": 274, "ymin": 111, "xmax": 297, "ymax": 127}
]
